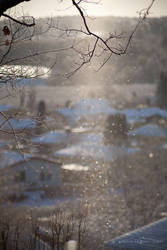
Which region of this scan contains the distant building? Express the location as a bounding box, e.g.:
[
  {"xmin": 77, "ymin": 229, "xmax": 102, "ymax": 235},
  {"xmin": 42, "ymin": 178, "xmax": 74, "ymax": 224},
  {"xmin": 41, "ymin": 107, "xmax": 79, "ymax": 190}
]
[{"xmin": 3, "ymin": 157, "xmax": 62, "ymax": 189}]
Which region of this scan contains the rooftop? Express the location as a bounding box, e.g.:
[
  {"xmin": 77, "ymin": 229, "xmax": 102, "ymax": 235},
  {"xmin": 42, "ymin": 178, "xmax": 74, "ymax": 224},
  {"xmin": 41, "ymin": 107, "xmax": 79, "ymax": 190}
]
[{"xmin": 105, "ymin": 217, "xmax": 167, "ymax": 250}]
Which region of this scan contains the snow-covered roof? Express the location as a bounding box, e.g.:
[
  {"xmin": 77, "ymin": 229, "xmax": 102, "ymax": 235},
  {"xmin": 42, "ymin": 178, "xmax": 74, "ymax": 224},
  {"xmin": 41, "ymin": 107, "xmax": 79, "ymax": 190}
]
[
  {"xmin": 124, "ymin": 107, "xmax": 167, "ymax": 123},
  {"xmin": 58, "ymin": 98, "xmax": 167, "ymax": 125},
  {"xmin": 55, "ymin": 132, "xmax": 139, "ymax": 162},
  {"xmin": 129, "ymin": 124, "xmax": 167, "ymax": 137},
  {"xmin": 3, "ymin": 156, "xmax": 61, "ymax": 171},
  {"xmin": 0, "ymin": 150, "xmax": 31, "ymax": 169},
  {"xmin": 32, "ymin": 130, "xmax": 71, "ymax": 144},
  {"xmin": 0, "ymin": 104, "xmax": 14, "ymax": 112},
  {"xmin": 105, "ymin": 217, "xmax": 167, "ymax": 250},
  {"xmin": 0, "ymin": 117, "xmax": 36, "ymax": 130}
]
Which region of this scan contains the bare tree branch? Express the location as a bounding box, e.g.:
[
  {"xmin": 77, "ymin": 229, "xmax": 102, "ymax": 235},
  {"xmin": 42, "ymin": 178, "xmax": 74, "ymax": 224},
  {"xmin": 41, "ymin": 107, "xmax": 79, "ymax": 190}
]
[
  {"xmin": 0, "ymin": 0, "xmax": 156, "ymax": 154},
  {"xmin": 0, "ymin": 26, "xmax": 20, "ymax": 65},
  {"xmin": 0, "ymin": 0, "xmax": 30, "ymax": 16},
  {"xmin": 0, "ymin": 111, "xmax": 22, "ymax": 154},
  {"xmin": 2, "ymin": 13, "xmax": 35, "ymax": 27},
  {"xmin": 63, "ymin": 0, "xmax": 156, "ymax": 75}
]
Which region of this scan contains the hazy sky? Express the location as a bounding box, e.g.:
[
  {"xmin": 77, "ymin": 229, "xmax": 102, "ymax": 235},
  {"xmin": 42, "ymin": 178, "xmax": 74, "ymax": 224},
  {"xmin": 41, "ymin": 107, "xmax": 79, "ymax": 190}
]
[{"xmin": 19, "ymin": 0, "xmax": 167, "ymax": 18}]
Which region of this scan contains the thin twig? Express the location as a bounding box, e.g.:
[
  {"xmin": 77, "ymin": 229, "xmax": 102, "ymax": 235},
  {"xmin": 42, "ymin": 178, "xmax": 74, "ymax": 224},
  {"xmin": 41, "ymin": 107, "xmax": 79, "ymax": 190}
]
[{"xmin": 2, "ymin": 13, "xmax": 35, "ymax": 27}]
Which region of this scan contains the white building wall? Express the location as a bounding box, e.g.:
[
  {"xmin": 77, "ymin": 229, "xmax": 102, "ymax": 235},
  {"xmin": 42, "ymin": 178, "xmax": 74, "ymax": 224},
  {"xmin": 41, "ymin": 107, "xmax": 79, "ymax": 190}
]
[{"xmin": 12, "ymin": 159, "xmax": 62, "ymax": 187}]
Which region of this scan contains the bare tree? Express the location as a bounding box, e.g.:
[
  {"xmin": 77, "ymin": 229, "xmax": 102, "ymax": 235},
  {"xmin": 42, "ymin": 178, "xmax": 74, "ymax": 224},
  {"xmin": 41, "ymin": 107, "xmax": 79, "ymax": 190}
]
[
  {"xmin": 0, "ymin": 0, "xmax": 156, "ymax": 67},
  {"xmin": 0, "ymin": 0, "xmax": 156, "ymax": 150},
  {"xmin": 0, "ymin": 0, "xmax": 34, "ymax": 26},
  {"xmin": 0, "ymin": 9, "xmax": 56, "ymax": 147},
  {"xmin": 52, "ymin": 0, "xmax": 156, "ymax": 76},
  {"xmin": 0, "ymin": 0, "xmax": 156, "ymax": 80}
]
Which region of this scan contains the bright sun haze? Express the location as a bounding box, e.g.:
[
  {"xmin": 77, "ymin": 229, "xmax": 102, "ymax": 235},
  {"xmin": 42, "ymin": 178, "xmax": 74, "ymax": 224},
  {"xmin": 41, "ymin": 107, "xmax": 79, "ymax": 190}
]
[{"xmin": 19, "ymin": 0, "xmax": 167, "ymax": 18}]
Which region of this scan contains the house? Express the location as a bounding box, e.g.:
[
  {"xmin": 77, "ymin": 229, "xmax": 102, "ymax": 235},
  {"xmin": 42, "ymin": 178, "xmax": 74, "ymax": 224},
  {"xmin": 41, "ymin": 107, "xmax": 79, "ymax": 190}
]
[{"xmin": 3, "ymin": 157, "xmax": 62, "ymax": 189}]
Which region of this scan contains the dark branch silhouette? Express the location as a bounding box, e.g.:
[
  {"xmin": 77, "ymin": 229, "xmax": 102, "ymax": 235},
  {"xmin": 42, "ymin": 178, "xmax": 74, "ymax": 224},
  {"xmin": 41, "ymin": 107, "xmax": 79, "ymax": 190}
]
[
  {"xmin": 0, "ymin": 0, "xmax": 35, "ymax": 26},
  {"xmin": 0, "ymin": 0, "xmax": 30, "ymax": 16},
  {"xmin": 2, "ymin": 13, "xmax": 35, "ymax": 27}
]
